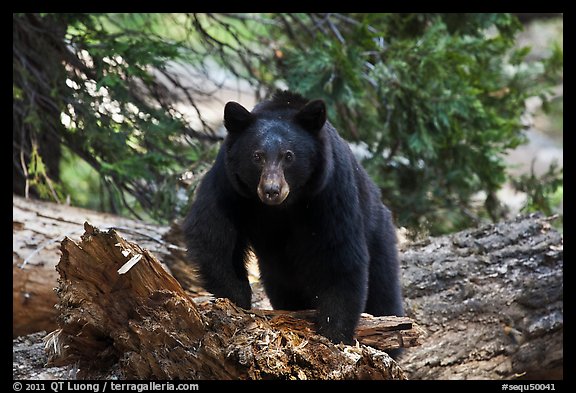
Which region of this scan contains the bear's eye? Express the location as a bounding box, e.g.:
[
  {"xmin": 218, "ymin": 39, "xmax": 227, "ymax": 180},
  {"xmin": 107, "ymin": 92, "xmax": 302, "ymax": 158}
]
[
  {"xmin": 252, "ymin": 152, "xmax": 263, "ymax": 164},
  {"xmin": 284, "ymin": 150, "xmax": 295, "ymax": 163}
]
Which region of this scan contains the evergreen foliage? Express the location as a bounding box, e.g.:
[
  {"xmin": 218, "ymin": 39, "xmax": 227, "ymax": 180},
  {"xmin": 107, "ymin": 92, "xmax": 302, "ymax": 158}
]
[{"xmin": 13, "ymin": 13, "xmax": 563, "ymax": 233}]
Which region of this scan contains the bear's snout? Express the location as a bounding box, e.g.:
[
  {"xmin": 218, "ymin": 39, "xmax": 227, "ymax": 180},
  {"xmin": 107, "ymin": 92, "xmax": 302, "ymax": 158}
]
[{"xmin": 258, "ymin": 169, "xmax": 290, "ymax": 205}]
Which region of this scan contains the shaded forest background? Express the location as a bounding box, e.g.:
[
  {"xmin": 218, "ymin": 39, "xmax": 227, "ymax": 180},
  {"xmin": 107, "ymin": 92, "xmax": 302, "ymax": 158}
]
[{"xmin": 13, "ymin": 13, "xmax": 563, "ymax": 236}]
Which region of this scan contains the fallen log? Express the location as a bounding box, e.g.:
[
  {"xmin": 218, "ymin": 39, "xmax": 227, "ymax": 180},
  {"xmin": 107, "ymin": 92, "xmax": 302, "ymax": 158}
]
[
  {"xmin": 397, "ymin": 213, "xmax": 563, "ymax": 380},
  {"xmin": 12, "ymin": 195, "xmax": 255, "ymax": 338},
  {"xmin": 45, "ymin": 223, "xmax": 420, "ymax": 380},
  {"xmin": 13, "ymin": 195, "xmax": 563, "ymax": 380},
  {"xmin": 12, "ymin": 195, "xmax": 204, "ymax": 337},
  {"xmin": 253, "ymin": 309, "xmax": 421, "ymax": 352}
]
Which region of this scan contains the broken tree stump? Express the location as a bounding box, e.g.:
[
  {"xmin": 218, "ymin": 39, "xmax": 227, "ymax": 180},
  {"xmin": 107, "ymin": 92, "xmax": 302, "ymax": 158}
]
[
  {"xmin": 45, "ymin": 223, "xmax": 421, "ymax": 380},
  {"xmin": 12, "ymin": 194, "xmax": 204, "ymax": 337}
]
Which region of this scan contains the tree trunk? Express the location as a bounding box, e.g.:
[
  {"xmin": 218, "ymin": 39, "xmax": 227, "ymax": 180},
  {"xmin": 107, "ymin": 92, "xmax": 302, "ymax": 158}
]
[
  {"xmin": 396, "ymin": 213, "xmax": 563, "ymax": 380},
  {"xmin": 13, "ymin": 14, "xmax": 67, "ymax": 198},
  {"xmin": 45, "ymin": 223, "xmax": 416, "ymax": 380}
]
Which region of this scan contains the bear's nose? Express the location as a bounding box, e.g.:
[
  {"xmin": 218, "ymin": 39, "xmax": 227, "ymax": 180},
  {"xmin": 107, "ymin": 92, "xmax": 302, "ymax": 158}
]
[
  {"xmin": 257, "ymin": 170, "xmax": 290, "ymax": 206},
  {"xmin": 263, "ymin": 184, "xmax": 280, "ymax": 201}
]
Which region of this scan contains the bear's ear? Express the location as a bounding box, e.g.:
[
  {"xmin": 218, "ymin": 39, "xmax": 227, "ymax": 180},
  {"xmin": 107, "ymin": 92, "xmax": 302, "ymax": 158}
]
[
  {"xmin": 224, "ymin": 101, "xmax": 253, "ymax": 133},
  {"xmin": 295, "ymin": 99, "xmax": 326, "ymax": 133}
]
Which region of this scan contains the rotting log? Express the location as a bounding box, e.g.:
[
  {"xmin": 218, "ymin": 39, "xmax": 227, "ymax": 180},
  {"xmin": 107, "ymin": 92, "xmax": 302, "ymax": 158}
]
[
  {"xmin": 13, "ymin": 194, "xmax": 563, "ymax": 380},
  {"xmin": 253, "ymin": 309, "xmax": 421, "ymax": 352},
  {"xmin": 12, "ymin": 194, "xmax": 204, "ymax": 337},
  {"xmin": 13, "ymin": 195, "xmax": 264, "ymax": 338},
  {"xmin": 45, "ymin": 223, "xmax": 420, "ymax": 380}
]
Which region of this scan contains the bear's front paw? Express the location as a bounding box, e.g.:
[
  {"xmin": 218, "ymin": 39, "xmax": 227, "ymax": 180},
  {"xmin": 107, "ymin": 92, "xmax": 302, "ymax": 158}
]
[
  {"xmin": 231, "ymin": 288, "xmax": 252, "ymax": 310},
  {"xmin": 219, "ymin": 282, "xmax": 252, "ymax": 309},
  {"xmin": 317, "ymin": 319, "xmax": 354, "ymax": 345}
]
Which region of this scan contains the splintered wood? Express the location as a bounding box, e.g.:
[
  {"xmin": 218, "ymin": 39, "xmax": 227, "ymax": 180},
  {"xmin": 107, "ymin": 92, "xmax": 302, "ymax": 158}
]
[
  {"xmin": 12, "ymin": 194, "xmax": 184, "ymax": 337},
  {"xmin": 46, "ymin": 222, "xmax": 421, "ymax": 380},
  {"xmin": 14, "ymin": 195, "xmax": 562, "ymax": 380}
]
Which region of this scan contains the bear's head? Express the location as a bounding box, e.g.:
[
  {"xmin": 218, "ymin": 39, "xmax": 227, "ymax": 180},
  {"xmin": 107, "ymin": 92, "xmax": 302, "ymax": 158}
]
[{"xmin": 223, "ymin": 92, "xmax": 329, "ymax": 206}]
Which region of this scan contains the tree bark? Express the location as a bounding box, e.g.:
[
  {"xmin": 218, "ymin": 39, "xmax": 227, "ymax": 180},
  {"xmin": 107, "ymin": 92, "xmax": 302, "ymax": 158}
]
[
  {"xmin": 45, "ymin": 223, "xmax": 415, "ymax": 379},
  {"xmin": 12, "ymin": 196, "xmax": 563, "ymax": 380},
  {"xmin": 396, "ymin": 213, "xmax": 563, "ymax": 380}
]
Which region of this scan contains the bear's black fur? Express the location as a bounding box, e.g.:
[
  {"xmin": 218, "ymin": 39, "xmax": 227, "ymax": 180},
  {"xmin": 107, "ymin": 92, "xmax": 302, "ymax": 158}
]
[{"xmin": 183, "ymin": 90, "xmax": 404, "ymax": 348}]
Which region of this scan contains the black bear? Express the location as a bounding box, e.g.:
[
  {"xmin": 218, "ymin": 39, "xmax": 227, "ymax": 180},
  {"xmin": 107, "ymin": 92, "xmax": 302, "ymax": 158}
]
[{"xmin": 183, "ymin": 90, "xmax": 404, "ymax": 348}]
